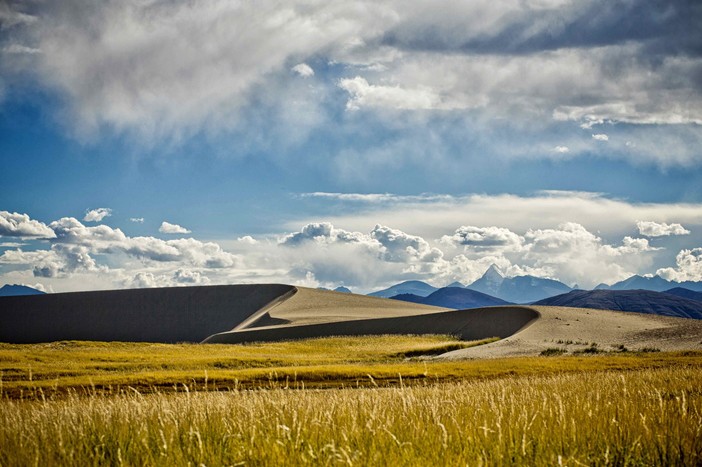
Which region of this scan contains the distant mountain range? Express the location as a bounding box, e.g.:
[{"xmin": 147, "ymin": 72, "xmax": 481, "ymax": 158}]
[
  {"xmin": 0, "ymin": 284, "xmax": 45, "ymax": 297},
  {"xmin": 370, "ymin": 265, "xmax": 571, "ymax": 304},
  {"xmin": 464, "ymin": 265, "xmax": 572, "ymax": 303},
  {"xmin": 534, "ymin": 289, "xmax": 702, "ymax": 320},
  {"xmin": 368, "ymin": 266, "xmax": 571, "ymax": 303},
  {"xmin": 596, "ymin": 275, "xmax": 702, "ymax": 292},
  {"xmin": 391, "ymin": 287, "xmax": 511, "ymax": 309},
  {"xmin": 368, "ymin": 266, "xmax": 702, "ymax": 305}
]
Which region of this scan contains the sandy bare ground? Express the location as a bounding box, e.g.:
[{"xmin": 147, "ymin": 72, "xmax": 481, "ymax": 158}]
[
  {"xmin": 238, "ymin": 286, "xmax": 449, "ymax": 328},
  {"xmin": 207, "ymin": 288, "xmax": 702, "ymax": 356},
  {"xmin": 438, "ymin": 306, "xmax": 702, "ymax": 359},
  {"xmin": 3, "ymin": 284, "xmax": 700, "ymax": 354}
]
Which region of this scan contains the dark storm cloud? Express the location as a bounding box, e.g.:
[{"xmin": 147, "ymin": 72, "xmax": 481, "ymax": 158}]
[{"xmin": 380, "ymin": 0, "xmax": 701, "ymax": 58}]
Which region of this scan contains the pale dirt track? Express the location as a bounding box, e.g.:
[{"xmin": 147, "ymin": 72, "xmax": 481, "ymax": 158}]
[{"xmin": 438, "ymin": 305, "xmax": 702, "ymax": 359}]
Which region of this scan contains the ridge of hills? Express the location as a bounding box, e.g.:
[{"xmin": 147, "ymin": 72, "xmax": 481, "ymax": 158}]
[
  {"xmin": 366, "ymin": 266, "xmax": 702, "ymax": 304},
  {"xmin": 665, "ymin": 287, "xmax": 702, "ymax": 302},
  {"xmin": 534, "ymin": 289, "xmax": 702, "ymax": 320},
  {"xmin": 391, "ymin": 287, "xmax": 511, "ymax": 309},
  {"xmin": 596, "ymin": 275, "xmax": 702, "ymax": 292}
]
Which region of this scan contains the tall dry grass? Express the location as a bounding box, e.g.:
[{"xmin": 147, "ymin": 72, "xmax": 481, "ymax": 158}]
[{"xmin": 1, "ymin": 367, "xmax": 700, "ymax": 466}]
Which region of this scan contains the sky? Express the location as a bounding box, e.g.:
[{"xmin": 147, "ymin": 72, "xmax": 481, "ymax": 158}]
[{"xmin": 1, "ymin": 0, "xmax": 701, "ymax": 293}]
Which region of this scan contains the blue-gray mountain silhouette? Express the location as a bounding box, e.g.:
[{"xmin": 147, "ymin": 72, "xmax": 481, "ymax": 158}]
[
  {"xmin": 465, "ymin": 265, "xmax": 571, "ymax": 303},
  {"xmin": 0, "ymin": 284, "xmax": 46, "ymax": 297},
  {"xmin": 368, "ymin": 280, "xmax": 438, "ymax": 298},
  {"xmin": 664, "ymin": 287, "xmax": 702, "ymax": 302},
  {"xmin": 596, "ymin": 275, "xmax": 702, "ymax": 292},
  {"xmin": 534, "ymin": 289, "xmax": 702, "ymax": 320},
  {"xmin": 391, "ymin": 287, "xmax": 510, "ymax": 309}
]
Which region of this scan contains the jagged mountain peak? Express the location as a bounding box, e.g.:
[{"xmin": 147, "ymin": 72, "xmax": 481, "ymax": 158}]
[{"xmin": 483, "ymin": 264, "xmax": 504, "ymax": 279}]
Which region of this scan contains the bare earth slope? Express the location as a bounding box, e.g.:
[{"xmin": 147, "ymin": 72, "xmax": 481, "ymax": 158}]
[
  {"xmin": 0, "ymin": 284, "xmax": 295, "ymax": 343},
  {"xmin": 204, "ymin": 306, "xmax": 539, "ymax": 344},
  {"xmin": 3, "ymin": 284, "xmax": 700, "ymax": 356},
  {"xmin": 240, "ymin": 287, "xmax": 449, "ymax": 328},
  {"xmin": 439, "ymin": 306, "xmax": 702, "ymax": 359}
]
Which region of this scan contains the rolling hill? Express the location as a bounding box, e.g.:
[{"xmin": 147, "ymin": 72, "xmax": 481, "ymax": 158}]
[
  {"xmin": 534, "ymin": 289, "xmax": 702, "ymax": 319},
  {"xmin": 596, "ymin": 275, "xmax": 702, "ymax": 292},
  {"xmin": 391, "ymin": 287, "xmax": 511, "ymax": 309},
  {"xmin": 664, "ymin": 287, "xmax": 702, "ymax": 302}
]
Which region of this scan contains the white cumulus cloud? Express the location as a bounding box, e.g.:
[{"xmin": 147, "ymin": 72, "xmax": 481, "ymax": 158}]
[
  {"xmin": 83, "ymin": 208, "xmax": 112, "ymax": 222},
  {"xmin": 0, "ymin": 211, "xmax": 56, "ymax": 238},
  {"xmin": 159, "ymin": 221, "xmax": 191, "ymax": 234},
  {"xmin": 657, "ymin": 248, "xmax": 702, "ymax": 282},
  {"xmin": 592, "ymin": 134, "xmax": 609, "ymax": 141},
  {"xmin": 441, "ymin": 226, "xmax": 524, "ymax": 252},
  {"xmin": 338, "ymin": 76, "xmax": 441, "ymax": 111},
  {"xmin": 291, "ymin": 63, "xmax": 314, "ymax": 77},
  {"xmin": 636, "ymin": 221, "xmax": 690, "ymax": 237}
]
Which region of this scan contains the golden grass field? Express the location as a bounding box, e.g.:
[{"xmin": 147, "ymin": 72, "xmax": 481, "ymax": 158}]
[
  {"xmin": 2, "ymin": 285, "xmax": 701, "ymax": 466},
  {"xmin": 1, "ymin": 335, "xmax": 701, "ymax": 465},
  {"xmin": 2, "ymin": 336, "xmax": 700, "ymax": 397}
]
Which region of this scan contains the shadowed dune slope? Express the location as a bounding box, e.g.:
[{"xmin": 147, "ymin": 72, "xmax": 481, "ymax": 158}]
[
  {"xmin": 0, "ymin": 284, "xmax": 295, "ymax": 343},
  {"xmin": 204, "ymin": 306, "xmax": 540, "ymax": 344}
]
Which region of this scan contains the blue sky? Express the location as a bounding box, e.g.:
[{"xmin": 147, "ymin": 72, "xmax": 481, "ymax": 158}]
[{"xmin": 1, "ymin": 0, "xmax": 701, "ymax": 293}]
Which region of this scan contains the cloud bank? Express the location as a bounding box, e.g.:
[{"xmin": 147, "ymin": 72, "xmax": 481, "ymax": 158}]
[
  {"xmin": 2, "ymin": 192, "xmax": 700, "ymax": 292},
  {"xmin": 1, "ymin": 0, "xmax": 700, "ymax": 167}
]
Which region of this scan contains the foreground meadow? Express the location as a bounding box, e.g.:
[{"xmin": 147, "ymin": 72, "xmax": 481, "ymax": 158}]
[
  {"xmin": 1, "ymin": 367, "xmax": 700, "ymax": 465},
  {"xmin": 1, "ymin": 336, "xmax": 701, "ymax": 465},
  {"xmin": 1, "ymin": 336, "xmax": 699, "ymax": 397}
]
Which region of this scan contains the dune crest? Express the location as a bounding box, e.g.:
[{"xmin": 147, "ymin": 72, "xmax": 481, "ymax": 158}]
[{"xmin": 2, "ymin": 285, "xmax": 701, "ymax": 356}]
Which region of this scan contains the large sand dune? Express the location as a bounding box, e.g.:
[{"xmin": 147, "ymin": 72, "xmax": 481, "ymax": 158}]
[
  {"xmin": 0, "ymin": 284, "xmax": 294, "ymax": 343},
  {"xmin": 0, "ymin": 285, "xmax": 443, "ymax": 344},
  {"xmin": 204, "ymin": 306, "xmax": 539, "ymax": 343},
  {"xmin": 206, "ymin": 288, "xmax": 702, "ymax": 355},
  {"xmin": 2, "ymin": 285, "xmax": 700, "ymax": 356}
]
